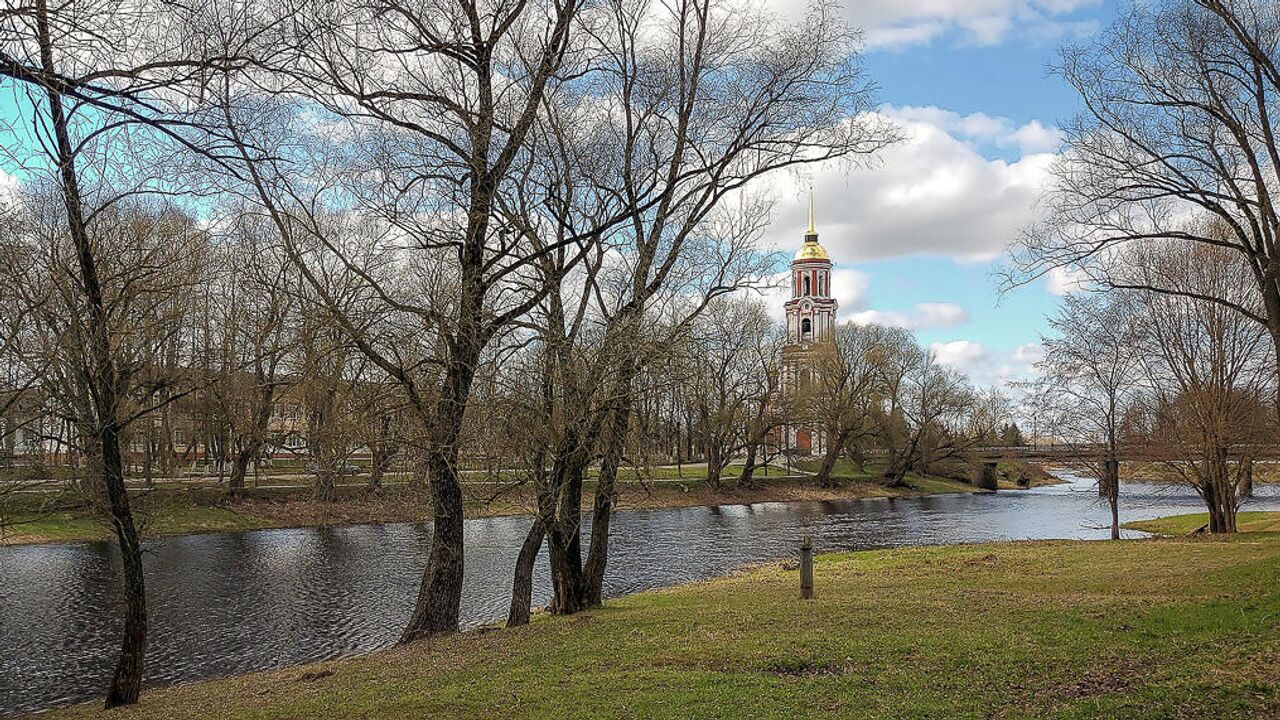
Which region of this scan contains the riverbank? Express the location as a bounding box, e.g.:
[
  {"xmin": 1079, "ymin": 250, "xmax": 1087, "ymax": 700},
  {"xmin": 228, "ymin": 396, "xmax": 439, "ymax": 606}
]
[
  {"xmin": 0, "ymin": 461, "xmax": 1050, "ymax": 546},
  {"xmin": 33, "ymin": 532, "xmax": 1280, "ymax": 719},
  {"xmin": 1125, "ymin": 510, "xmax": 1280, "ymax": 535}
]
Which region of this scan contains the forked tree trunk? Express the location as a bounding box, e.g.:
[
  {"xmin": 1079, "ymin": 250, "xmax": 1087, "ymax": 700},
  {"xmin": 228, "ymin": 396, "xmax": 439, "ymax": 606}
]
[
  {"xmin": 230, "ymin": 381, "xmax": 275, "ymax": 499},
  {"xmin": 1204, "ymin": 449, "xmax": 1238, "ymax": 534},
  {"xmin": 546, "ymin": 458, "xmax": 589, "ymax": 615},
  {"xmin": 705, "ymin": 443, "xmax": 722, "ymax": 489}
]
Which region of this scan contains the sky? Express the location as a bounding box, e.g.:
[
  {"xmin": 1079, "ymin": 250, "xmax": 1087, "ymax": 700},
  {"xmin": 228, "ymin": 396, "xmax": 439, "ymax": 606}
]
[
  {"xmin": 758, "ymin": 0, "xmax": 1122, "ymax": 387},
  {"xmin": 0, "ymin": 0, "xmax": 1121, "ymax": 388}
]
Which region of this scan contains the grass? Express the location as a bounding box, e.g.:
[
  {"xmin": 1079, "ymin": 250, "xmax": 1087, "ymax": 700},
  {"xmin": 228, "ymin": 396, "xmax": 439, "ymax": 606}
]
[
  {"xmin": 35, "ymin": 533, "xmax": 1280, "ymax": 719},
  {"xmin": 1125, "ymin": 510, "xmax": 1280, "ymax": 536},
  {"xmin": 1, "ymin": 462, "xmax": 1000, "ymax": 546},
  {"xmin": 794, "ymin": 458, "xmax": 1057, "ymax": 492}
]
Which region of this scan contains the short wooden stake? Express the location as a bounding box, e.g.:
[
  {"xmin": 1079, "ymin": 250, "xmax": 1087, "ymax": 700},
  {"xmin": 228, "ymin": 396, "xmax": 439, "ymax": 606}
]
[{"xmin": 800, "ymin": 535, "xmax": 814, "ymax": 600}]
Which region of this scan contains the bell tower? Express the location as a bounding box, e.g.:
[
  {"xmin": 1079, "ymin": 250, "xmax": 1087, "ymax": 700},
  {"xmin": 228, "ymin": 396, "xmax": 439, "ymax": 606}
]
[
  {"xmin": 783, "ymin": 193, "xmax": 838, "ymax": 347},
  {"xmin": 780, "ymin": 193, "xmax": 838, "ymax": 455}
]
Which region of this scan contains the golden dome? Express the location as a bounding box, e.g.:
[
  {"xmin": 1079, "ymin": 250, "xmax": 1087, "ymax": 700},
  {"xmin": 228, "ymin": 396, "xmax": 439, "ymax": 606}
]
[{"xmin": 795, "ymin": 237, "xmax": 829, "ymax": 261}]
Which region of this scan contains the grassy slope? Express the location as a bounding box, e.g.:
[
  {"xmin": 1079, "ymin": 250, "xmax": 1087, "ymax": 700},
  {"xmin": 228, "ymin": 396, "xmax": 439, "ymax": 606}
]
[
  {"xmin": 1125, "ymin": 510, "xmax": 1280, "ymax": 536},
  {"xmin": 36, "ymin": 535, "xmax": 1280, "ymax": 720},
  {"xmin": 0, "ymin": 463, "xmax": 991, "ymax": 546}
]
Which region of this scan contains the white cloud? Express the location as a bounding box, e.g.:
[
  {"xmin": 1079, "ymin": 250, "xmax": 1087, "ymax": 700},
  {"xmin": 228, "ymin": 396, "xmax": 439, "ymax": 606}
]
[
  {"xmin": 762, "ymin": 105, "xmax": 1059, "ymax": 264},
  {"xmin": 1009, "ymin": 120, "xmax": 1063, "ymax": 154},
  {"xmin": 835, "ymin": 0, "xmax": 1102, "ymax": 51},
  {"xmin": 930, "ymin": 340, "xmax": 1044, "ymax": 387},
  {"xmin": 851, "ymin": 302, "xmax": 969, "ymax": 331},
  {"xmin": 1045, "ymin": 265, "xmax": 1087, "ymax": 296}
]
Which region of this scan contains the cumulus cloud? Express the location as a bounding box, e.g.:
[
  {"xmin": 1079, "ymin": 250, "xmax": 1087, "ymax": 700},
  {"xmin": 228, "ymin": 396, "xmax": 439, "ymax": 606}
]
[
  {"xmin": 851, "ymin": 302, "xmax": 969, "ymax": 331},
  {"xmin": 930, "ymin": 340, "xmax": 1044, "ymax": 387},
  {"xmin": 762, "ymin": 105, "xmax": 1058, "ymax": 264}
]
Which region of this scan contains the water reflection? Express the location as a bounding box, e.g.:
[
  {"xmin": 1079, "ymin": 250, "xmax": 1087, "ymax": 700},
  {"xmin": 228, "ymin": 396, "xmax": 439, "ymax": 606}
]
[{"xmin": 2, "ymin": 474, "xmax": 1277, "ymax": 715}]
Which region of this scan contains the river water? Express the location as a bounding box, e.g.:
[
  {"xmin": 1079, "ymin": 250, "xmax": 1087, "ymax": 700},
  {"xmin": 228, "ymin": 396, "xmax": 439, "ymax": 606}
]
[{"xmin": 3, "ymin": 474, "xmax": 1279, "ymax": 715}]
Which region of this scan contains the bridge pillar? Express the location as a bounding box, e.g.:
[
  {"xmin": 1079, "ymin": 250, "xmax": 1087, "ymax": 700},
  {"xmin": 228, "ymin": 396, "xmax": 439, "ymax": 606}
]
[{"xmin": 976, "ymin": 461, "xmax": 998, "ymax": 491}]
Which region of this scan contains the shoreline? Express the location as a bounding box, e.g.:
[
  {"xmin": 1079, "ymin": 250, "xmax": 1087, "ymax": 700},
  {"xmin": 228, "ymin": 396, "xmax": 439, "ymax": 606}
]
[
  {"xmin": 25, "ymin": 528, "xmax": 1280, "ymax": 720},
  {"xmin": 1, "ymin": 462, "xmax": 1057, "ymax": 547}
]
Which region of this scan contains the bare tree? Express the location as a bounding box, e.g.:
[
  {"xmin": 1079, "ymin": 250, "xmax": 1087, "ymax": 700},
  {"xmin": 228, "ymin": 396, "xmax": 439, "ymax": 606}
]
[
  {"xmin": 793, "ymin": 322, "xmax": 883, "ymax": 487},
  {"xmin": 687, "ymin": 298, "xmax": 773, "ymax": 488},
  {"xmin": 1133, "ymin": 242, "xmax": 1274, "ymax": 532},
  {"xmin": 1036, "ymin": 292, "xmax": 1144, "ymax": 538},
  {"xmin": 1007, "ymin": 0, "xmax": 1280, "ymax": 377}
]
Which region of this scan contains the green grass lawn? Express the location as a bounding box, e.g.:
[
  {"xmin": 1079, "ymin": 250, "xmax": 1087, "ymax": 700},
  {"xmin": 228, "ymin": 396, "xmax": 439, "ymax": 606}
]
[
  {"xmin": 3, "ymin": 497, "xmax": 275, "ymax": 543},
  {"xmin": 39, "ymin": 532, "xmax": 1280, "ymax": 719},
  {"xmin": 794, "ymin": 459, "xmax": 977, "ymax": 493},
  {"xmin": 1125, "ymin": 510, "xmax": 1280, "ymax": 536}
]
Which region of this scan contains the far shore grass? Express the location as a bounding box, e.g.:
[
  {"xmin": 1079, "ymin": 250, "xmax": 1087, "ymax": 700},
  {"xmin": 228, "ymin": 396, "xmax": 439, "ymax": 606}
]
[
  {"xmin": 1125, "ymin": 510, "xmax": 1280, "ymax": 536},
  {"xmin": 1, "ymin": 460, "xmax": 1050, "ymax": 546},
  {"xmin": 32, "ymin": 531, "xmax": 1280, "ymax": 719}
]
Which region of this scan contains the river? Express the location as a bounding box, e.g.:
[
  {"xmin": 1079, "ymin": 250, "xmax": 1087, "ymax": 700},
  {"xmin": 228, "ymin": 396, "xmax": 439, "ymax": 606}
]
[{"xmin": 3, "ymin": 473, "xmax": 1278, "ymax": 715}]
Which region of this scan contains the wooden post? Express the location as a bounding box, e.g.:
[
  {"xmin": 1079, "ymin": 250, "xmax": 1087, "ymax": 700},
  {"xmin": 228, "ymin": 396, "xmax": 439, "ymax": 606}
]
[{"xmin": 799, "ymin": 535, "xmax": 814, "ymax": 600}]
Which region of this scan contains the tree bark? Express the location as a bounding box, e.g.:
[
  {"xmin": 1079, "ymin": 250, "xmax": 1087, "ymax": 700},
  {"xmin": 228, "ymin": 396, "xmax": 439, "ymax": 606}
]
[
  {"xmin": 399, "ymin": 334, "xmax": 481, "ymax": 641},
  {"xmin": 737, "ymin": 442, "xmax": 759, "ymax": 486},
  {"xmin": 815, "ymin": 431, "xmax": 846, "ymax": 488},
  {"xmin": 506, "ymin": 517, "xmax": 545, "ymax": 627},
  {"xmin": 544, "ymin": 450, "xmax": 589, "ymax": 615},
  {"xmin": 584, "ymin": 399, "xmax": 631, "ymax": 607},
  {"xmin": 1238, "ymin": 457, "xmax": 1254, "ymax": 499}
]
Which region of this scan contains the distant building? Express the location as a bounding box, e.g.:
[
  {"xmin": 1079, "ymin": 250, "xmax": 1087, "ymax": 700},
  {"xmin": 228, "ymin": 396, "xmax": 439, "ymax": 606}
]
[{"xmin": 780, "ymin": 196, "xmax": 837, "ymax": 455}]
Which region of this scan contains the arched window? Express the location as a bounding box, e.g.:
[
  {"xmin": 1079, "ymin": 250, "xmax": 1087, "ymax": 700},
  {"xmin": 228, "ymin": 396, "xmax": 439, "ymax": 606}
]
[
  {"xmin": 819, "ymin": 274, "xmax": 825, "ymax": 296},
  {"xmin": 802, "ymin": 275, "xmax": 811, "ymax": 296},
  {"xmin": 801, "ymin": 318, "xmax": 812, "ymax": 340}
]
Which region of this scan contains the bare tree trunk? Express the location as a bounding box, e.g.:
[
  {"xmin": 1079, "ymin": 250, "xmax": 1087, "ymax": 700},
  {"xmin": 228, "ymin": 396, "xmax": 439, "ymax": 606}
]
[
  {"xmin": 584, "ymin": 385, "xmax": 633, "ymax": 607},
  {"xmin": 228, "ymin": 447, "xmax": 254, "ymax": 499},
  {"xmin": 738, "ymin": 442, "xmax": 759, "ymax": 486},
  {"xmin": 815, "ymin": 431, "xmax": 846, "ymax": 487},
  {"xmin": 705, "ymin": 442, "xmax": 722, "ymax": 488},
  {"xmin": 230, "ymin": 381, "xmax": 274, "ymax": 499},
  {"xmin": 34, "ymin": 0, "xmax": 148, "ymax": 705},
  {"xmin": 102, "ymin": 432, "xmax": 147, "ymax": 709},
  {"xmin": 400, "ymin": 446, "xmax": 466, "ymax": 640},
  {"xmin": 506, "ymin": 518, "xmax": 545, "ymax": 627},
  {"xmin": 1105, "ymin": 458, "xmax": 1120, "ymax": 540},
  {"xmin": 544, "ymin": 449, "xmax": 589, "ymax": 614}
]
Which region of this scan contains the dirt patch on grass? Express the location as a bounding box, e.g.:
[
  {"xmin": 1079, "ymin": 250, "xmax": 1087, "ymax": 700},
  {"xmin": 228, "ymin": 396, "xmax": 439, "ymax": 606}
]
[{"xmin": 1051, "ymin": 658, "xmax": 1152, "ymax": 700}]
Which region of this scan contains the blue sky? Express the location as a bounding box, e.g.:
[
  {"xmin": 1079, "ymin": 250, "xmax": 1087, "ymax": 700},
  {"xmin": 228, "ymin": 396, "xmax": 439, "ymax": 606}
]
[{"xmin": 758, "ymin": 0, "xmax": 1122, "ymax": 386}]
